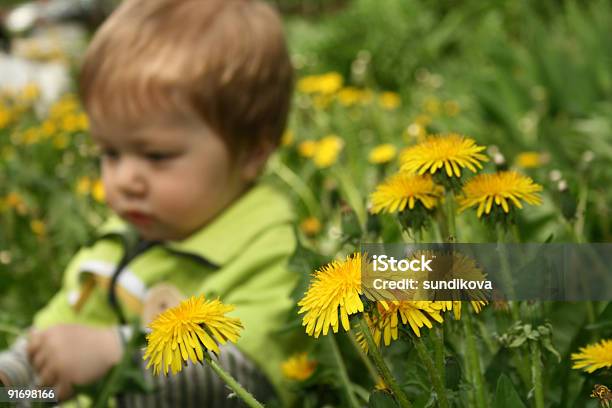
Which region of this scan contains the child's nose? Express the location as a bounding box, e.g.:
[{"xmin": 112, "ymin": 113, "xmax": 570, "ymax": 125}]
[{"xmin": 115, "ymin": 158, "xmax": 147, "ymax": 197}]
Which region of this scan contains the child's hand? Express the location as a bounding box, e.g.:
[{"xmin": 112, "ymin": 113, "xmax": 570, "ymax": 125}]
[
  {"xmin": 0, "ymin": 370, "xmax": 10, "ymax": 386},
  {"xmin": 27, "ymin": 324, "xmax": 123, "ymax": 401}
]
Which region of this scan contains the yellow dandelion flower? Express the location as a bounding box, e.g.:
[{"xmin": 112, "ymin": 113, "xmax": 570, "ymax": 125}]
[
  {"xmin": 61, "ymin": 115, "xmax": 80, "ymax": 133},
  {"xmin": 572, "ymin": 339, "xmax": 612, "ymax": 373},
  {"xmin": 313, "ymin": 135, "xmax": 343, "ymax": 168},
  {"xmin": 410, "ymin": 251, "xmax": 489, "ymax": 309},
  {"xmin": 378, "ymin": 92, "xmax": 400, "ymax": 110},
  {"xmin": 368, "ymin": 144, "xmax": 397, "ymax": 164},
  {"xmin": 515, "ymin": 152, "xmax": 542, "ymax": 169},
  {"xmin": 300, "ymin": 216, "xmax": 322, "ymax": 237},
  {"xmin": 20, "ymin": 83, "xmax": 40, "ymax": 103},
  {"xmin": 143, "ymin": 295, "xmax": 243, "ymax": 375},
  {"xmin": 91, "ymin": 179, "xmax": 105, "ymax": 203},
  {"xmin": 0, "ymin": 108, "xmax": 13, "ymax": 129},
  {"xmin": 281, "ymin": 130, "xmax": 294, "ymax": 146},
  {"xmin": 354, "ymin": 302, "xmax": 444, "ymax": 350},
  {"xmin": 470, "ymin": 300, "xmax": 486, "ymax": 314},
  {"xmin": 5, "ymin": 192, "xmax": 24, "ymax": 209},
  {"xmin": 297, "ymin": 72, "xmax": 343, "ymax": 95},
  {"xmin": 50, "ymin": 95, "xmax": 79, "ymax": 118},
  {"xmin": 4, "ymin": 192, "xmax": 28, "ymax": 215},
  {"xmin": 76, "ymin": 113, "xmax": 89, "ymax": 131},
  {"xmin": 53, "ymin": 134, "xmax": 69, "ymax": 149},
  {"xmin": 337, "ymin": 87, "xmax": 371, "ymax": 106},
  {"xmin": 375, "ymin": 301, "xmax": 444, "ymax": 342},
  {"xmin": 30, "ymin": 219, "xmax": 46, "ymax": 237},
  {"xmin": 400, "ymin": 133, "xmax": 488, "ymax": 178},
  {"xmin": 281, "ymin": 352, "xmax": 317, "ymax": 381},
  {"xmin": 298, "ymin": 140, "xmax": 317, "ymax": 158},
  {"xmin": 439, "ymin": 300, "xmax": 486, "ymax": 320},
  {"xmin": 354, "ymin": 313, "xmax": 376, "ymax": 352},
  {"xmin": 76, "ymin": 176, "xmax": 91, "ymax": 195},
  {"xmin": 370, "ymin": 173, "xmax": 444, "ymax": 214},
  {"xmin": 298, "ymin": 253, "xmax": 364, "ymax": 338},
  {"xmin": 41, "ymin": 120, "xmax": 57, "ymax": 138},
  {"xmin": 337, "ymin": 87, "xmax": 361, "ymax": 106},
  {"xmin": 457, "ymin": 171, "xmax": 542, "ymax": 217},
  {"xmin": 22, "ymin": 128, "xmax": 41, "ymax": 145}
]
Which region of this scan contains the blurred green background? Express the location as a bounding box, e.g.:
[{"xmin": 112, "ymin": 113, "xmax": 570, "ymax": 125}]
[{"xmin": 1, "ymin": 0, "xmax": 611, "ymax": 406}]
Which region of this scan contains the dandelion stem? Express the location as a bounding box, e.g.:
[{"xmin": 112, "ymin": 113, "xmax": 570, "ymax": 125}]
[
  {"xmin": 205, "ymin": 354, "xmax": 264, "ymax": 408},
  {"xmin": 432, "ymin": 326, "xmax": 445, "ymax": 388},
  {"xmin": 463, "ymin": 310, "xmax": 488, "ymax": 408},
  {"xmin": 570, "ymin": 177, "xmax": 599, "ymax": 339},
  {"xmin": 444, "ymin": 190, "xmax": 456, "ymax": 241},
  {"xmin": 357, "ymin": 315, "xmax": 413, "ymax": 408},
  {"xmin": 433, "ymin": 219, "xmax": 445, "ymax": 243},
  {"xmin": 328, "ymin": 335, "xmax": 361, "ymax": 408},
  {"xmin": 413, "ymin": 336, "xmax": 449, "ymax": 408},
  {"xmin": 496, "ymin": 224, "xmax": 519, "ymax": 320},
  {"xmin": 574, "ymin": 177, "xmax": 588, "ymax": 243},
  {"xmin": 530, "ymin": 341, "xmax": 545, "ymax": 408}
]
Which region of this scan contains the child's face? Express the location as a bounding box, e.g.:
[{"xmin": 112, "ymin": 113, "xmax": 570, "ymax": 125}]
[{"xmin": 90, "ymin": 115, "xmax": 249, "ymax": 241}]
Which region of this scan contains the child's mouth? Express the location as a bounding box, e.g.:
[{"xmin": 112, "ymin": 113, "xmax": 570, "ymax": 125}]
[{"xmin": 124, "ymin": 211, "xmax": 153, "ymax": 226}]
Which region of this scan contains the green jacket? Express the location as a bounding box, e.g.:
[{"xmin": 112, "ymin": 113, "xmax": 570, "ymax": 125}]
[{"xmin": 33, "ymin": 183, "xmax": 299, "ymax": 403}]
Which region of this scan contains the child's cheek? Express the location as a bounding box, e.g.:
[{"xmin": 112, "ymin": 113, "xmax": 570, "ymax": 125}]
[{"xmin": 154, "ymin": 178, "xmax": 211, "ymax": 214}]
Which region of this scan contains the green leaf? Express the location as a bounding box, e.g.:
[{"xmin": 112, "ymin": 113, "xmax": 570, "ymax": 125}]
[
  {"xmin": 541, "ymin": 337, "xmax": 561, "ymax": 363},
  {"xmin": 332, "ymin": 166, "xmax": 367, "ymax": 230},
  {"xmin": 508, "ymin": 336, "xmax": 526, "ymax": 348},
  {"xmin": 493, "ymin": 374, "xmax": 527, "ymax": 408}
]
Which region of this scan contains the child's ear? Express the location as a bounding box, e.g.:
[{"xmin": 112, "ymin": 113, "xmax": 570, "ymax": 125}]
[{"xmin": 241, "ymin": 140, "xmax": 275, "ymax": 181}]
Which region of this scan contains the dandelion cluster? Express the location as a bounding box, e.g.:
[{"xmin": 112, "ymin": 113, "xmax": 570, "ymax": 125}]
[
  {"xmin": 295, "ymin": 71, "xmax": 404, "ymax": 113},
  {"xmin": 337, "ymin": 87, "xmax": 373, "ymax": 106},
  {"xmin": 75, "ymin": 176, "xmax": 105, "ymax": 203},
  {"xmin": 297, "ymin": 135, "xmax": 345, "ymax": 168}
]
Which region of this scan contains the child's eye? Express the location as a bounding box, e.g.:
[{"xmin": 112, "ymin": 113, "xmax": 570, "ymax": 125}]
[
  {"xmin": 101, "ymin": 148, "xmax": 119, "ymax": 160},
  {"xmin": 145, "ymin": 152, "xmax": 175, "ymax": 162}
]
